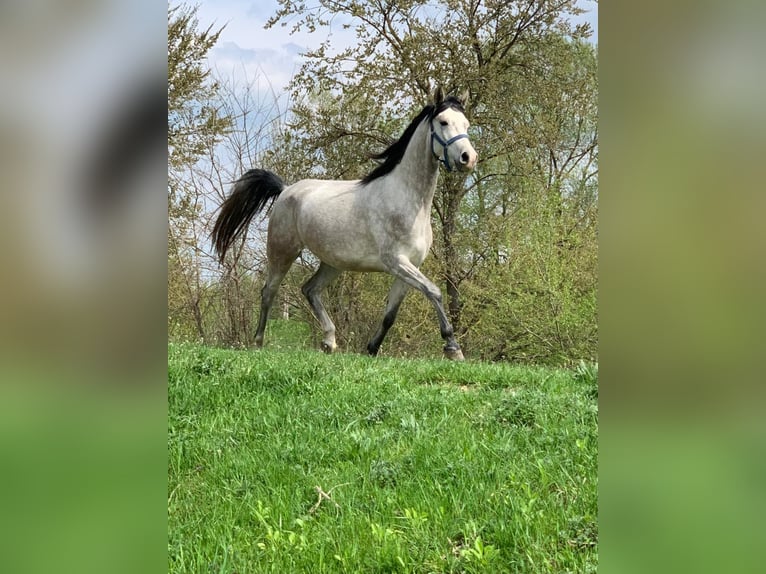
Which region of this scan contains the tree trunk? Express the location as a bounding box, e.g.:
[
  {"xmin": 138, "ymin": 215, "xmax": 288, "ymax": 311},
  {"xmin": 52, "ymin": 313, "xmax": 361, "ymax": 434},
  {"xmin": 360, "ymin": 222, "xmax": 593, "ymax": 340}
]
[
  {"xmin": 440, "ymin": 182, "xmax": 464, "ymax": 339},
  {"xmin": 191, "ymin": 292, "xmax": 206, "ymax": 342}
]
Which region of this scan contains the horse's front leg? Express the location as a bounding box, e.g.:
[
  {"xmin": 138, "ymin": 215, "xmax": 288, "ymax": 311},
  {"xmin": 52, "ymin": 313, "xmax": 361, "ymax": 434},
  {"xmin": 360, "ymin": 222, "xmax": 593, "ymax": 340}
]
[{"xmin": 382, "ymin": 254, "xmax": 464, "ymax": 361}]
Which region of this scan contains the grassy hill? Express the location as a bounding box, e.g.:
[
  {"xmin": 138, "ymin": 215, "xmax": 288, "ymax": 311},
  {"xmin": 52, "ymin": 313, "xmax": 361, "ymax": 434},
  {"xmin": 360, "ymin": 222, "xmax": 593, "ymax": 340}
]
[{"xmin": 168, "ymin": 343, "xmax": 597, "ymax": 573}]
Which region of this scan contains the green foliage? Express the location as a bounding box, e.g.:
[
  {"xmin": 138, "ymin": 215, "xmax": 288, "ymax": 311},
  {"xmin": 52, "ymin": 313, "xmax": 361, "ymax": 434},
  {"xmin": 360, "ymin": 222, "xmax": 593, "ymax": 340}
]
[
  {"xmin": 256, "ymin": 0, "xmax": 598, "ymax": 365},
  {"xmin": 168, "ymin": 343, "xmax": 598, "ymax": 573},
  {"xmin": 167, "ymin": 3, "xmax": 230, "ymax": 172}
]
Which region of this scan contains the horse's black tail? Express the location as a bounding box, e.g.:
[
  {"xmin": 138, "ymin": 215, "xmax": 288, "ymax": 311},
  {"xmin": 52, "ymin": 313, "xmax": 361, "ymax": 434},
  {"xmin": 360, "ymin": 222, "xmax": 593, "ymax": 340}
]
[{"xmin": 212, "ymin": 169, "xmax": 285, "ymax": 263}]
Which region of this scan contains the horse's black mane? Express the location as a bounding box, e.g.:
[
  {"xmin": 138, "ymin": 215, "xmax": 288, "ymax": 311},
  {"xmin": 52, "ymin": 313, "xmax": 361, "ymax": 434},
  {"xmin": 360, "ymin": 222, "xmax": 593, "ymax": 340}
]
[{"xmin": 360, "ymin": 96, "xmax": 465, "ymax": 185}]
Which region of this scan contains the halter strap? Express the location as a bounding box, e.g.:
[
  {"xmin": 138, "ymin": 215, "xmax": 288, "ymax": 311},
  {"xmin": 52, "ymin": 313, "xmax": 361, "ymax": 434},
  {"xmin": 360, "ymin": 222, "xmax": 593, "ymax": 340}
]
[{"xmin": 430, "ymin": 121, "xmax": 469, "ymax": 172}]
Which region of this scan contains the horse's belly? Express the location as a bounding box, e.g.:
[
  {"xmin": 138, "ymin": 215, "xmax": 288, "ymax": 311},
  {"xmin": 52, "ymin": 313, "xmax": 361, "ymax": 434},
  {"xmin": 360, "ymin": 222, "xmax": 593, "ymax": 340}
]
[
  {"xmin": 300, "ymin": 217, "xmax": 385, "ymax": 271},
  {"xmin": 307, "ymin": 238, "xmax": 386, "ymax": 272}
]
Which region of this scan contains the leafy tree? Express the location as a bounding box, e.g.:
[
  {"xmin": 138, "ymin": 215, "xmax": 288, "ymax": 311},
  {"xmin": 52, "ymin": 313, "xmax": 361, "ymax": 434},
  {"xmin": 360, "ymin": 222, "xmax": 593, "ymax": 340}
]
[
  {"xmin": 264, "ymin": 0, "xmax": 597, "ymax": 362},
  {"xmin": 168, "ymin": 3, "xmax": 231, "ymax": 340},
  {"xmin": 168, "ymin": 3, "xmax": 230, "ymax": 172}
]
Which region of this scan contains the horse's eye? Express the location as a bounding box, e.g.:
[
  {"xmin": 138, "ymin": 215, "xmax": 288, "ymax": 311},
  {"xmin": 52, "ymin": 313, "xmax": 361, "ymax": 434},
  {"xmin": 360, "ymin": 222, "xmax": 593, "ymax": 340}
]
[{"xmin": 439, "ymin": 120, "xmax": 448, "ymax": 126}]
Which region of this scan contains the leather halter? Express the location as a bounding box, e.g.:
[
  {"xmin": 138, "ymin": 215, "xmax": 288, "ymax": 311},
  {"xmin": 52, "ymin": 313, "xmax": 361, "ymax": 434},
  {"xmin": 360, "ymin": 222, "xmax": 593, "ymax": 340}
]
[{"xmin": 430, "ymin": 120, "xmax": 470, "ymax": 172}]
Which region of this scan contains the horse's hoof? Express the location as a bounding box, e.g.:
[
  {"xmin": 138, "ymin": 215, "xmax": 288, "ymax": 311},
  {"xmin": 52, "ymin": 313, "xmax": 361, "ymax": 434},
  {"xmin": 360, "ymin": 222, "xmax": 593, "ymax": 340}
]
[
  {"xmin": 320, "ymin": 341, "xmax": 336, "ymax": 354},
  {"xmin": 444, "ymin": 346, "xmax": 464, "ymax": 361}
]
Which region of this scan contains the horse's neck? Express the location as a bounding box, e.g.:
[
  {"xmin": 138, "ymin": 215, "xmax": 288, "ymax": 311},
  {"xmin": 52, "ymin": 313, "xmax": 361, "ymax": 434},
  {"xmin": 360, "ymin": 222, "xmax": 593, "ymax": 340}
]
[{"xmin": 390, "ymin": 120, "xmax": 439, "ymax": 207}]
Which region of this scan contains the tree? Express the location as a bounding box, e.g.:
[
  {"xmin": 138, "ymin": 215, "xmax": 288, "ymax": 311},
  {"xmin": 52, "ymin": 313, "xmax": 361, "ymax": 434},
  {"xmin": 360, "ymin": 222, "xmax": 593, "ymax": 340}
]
[
  {"xmin": 265, "ymin": 0, "xmax": 597, "ymax": 362},
  {"xmin": 168, "ymin": 3, "xmax": 230, "ymax": 172},
  {"xmin": 168, "ymin": 3, "xmax": 232, "ymax": 340}
]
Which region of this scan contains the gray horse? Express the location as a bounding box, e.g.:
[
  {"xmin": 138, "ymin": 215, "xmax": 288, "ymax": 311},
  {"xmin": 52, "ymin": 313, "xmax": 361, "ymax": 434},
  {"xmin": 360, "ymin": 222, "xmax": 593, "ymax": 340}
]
[{"xmin": 212, "ymin": 87, "xmax": 477, "ymax": 360}]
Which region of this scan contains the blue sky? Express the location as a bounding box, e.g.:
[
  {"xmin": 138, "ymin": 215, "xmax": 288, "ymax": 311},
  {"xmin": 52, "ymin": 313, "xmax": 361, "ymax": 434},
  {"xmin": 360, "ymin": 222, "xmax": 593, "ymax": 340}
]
[{"xmin": 196, "ymin": 0, "xmax": 598, "ymax": 93}]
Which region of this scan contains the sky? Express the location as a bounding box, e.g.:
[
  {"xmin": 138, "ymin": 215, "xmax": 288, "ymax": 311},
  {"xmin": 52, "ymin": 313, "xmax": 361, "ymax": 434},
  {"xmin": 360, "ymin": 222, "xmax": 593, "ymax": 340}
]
[{"xmin": 196, "ymin": 0, "xmax": 599, "ymax": 94}]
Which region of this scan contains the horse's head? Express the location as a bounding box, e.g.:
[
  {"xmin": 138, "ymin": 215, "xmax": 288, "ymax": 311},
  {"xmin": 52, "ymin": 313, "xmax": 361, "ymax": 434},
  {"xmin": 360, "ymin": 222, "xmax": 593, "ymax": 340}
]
[{"xmin": 430, "ymin": 87, "xmax": 478, "ymax": 172}]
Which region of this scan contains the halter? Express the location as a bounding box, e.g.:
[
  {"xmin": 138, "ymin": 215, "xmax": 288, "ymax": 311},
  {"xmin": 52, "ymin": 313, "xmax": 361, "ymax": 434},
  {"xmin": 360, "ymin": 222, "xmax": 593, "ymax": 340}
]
[{"xmin": 430, "ymin": 120, "xmax": 470, "ymax": 172}]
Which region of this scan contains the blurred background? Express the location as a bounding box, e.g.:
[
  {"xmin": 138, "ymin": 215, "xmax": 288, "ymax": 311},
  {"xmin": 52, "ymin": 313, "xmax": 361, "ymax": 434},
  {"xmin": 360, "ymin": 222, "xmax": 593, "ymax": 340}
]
[
  {"xmin": 0, "ymin": 0, "xmax": 166, "ymax": 384},
  {"xmin": 600, "ymin": 1, "xmax": 765, "ymax": 572},
  {"xmin": 0, "ymin": 1, "xmax": 165, "ymax": 573}
]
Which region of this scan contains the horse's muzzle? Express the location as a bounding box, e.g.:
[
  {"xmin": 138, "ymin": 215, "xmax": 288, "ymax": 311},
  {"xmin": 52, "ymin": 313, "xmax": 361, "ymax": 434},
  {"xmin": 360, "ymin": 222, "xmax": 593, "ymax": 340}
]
[{"xmin": 457, "ymin": 150, "xmax": 478, "ymax": 171}]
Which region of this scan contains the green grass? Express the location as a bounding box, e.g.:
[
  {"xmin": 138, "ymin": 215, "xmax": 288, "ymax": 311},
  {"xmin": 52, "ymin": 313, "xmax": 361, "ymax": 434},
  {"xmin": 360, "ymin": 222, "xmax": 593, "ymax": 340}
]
[{"xmin": 168, "ymin": 343, "xmax": 598, "ymax": 573}]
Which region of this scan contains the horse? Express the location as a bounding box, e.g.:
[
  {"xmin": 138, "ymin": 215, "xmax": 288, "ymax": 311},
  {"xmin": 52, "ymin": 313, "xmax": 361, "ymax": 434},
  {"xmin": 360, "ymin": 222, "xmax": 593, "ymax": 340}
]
[{"xmin": 211, "ymin": 87, "xmax": 478, "ymax": 360}]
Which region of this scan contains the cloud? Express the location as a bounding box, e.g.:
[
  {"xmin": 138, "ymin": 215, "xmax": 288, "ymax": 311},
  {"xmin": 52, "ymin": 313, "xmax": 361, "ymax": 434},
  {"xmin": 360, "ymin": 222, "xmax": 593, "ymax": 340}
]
[
  {"xmin": 283, "ymin": 42, "xmax": 304, "ymax": 56},
  {"xmin": 207, "ymin": 40, "xmax": 300, "ymax": 94},
  {"xmin": 195, "ymin": 0, "xmax": 358, "ymax": 94}
]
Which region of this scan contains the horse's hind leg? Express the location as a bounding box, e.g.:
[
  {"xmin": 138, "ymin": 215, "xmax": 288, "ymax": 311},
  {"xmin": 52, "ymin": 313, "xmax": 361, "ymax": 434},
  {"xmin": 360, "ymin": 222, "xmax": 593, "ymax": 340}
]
[
  {"xmin": 367, "ymin": 278, "xmax": 410, "ymax": 356},
  {"xmin": 254, "ymin": 251, "xmax": 299, "ymax": 348},
  {"xmin": 301, "ymin": 262, "xmax": 341, "ymax": 353}
]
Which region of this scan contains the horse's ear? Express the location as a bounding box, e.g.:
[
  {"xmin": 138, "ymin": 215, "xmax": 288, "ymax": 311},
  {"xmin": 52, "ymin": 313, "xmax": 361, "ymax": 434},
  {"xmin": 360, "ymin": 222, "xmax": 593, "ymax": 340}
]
[
  {"xmin": 458, "ymin": 88, "xmax": 470, "ymax": 107},
  {"xmin": 433, "ymin": 85, "xmax": 444, "ymax": 105}
]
